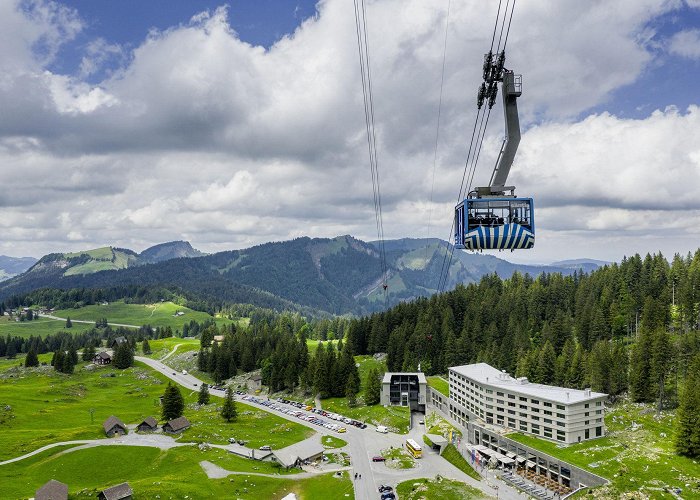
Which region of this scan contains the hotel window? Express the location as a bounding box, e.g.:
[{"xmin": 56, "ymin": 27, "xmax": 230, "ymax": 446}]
[
  {"xmin": 532, "ymin": 416, "xmax": 539, "ymax": 421},
  {"xmin": 557, "ymin": 413, "xmax": 565, "ymax": 419},
  {"xmin": 595, "ymin": 401, "xmax": 602, "ymax": 407},
  {"xmin": 531, "ymin": 399, "xmax": 539, "ymax": 405},
  {"xmin": 556, "ymin": 404, "xmax": 565, "ymax": 410},
  {"xmin": 544, "ymin": 418, "xmax": 552, "ymax": 424},
  {"xmin": 543, "ymin": 402, "xmax": 552, "ymax": 407},
  {"xmin": 519, "ymin": 396, "xmax": 527, "ymax": 402},
  {"xmin": 584, "ymin": 403, "xmax": 589, "ymax": 408},
  {"xmin": 519, "ymin": 423, "xmax": 528, "ymax": 432},
  {"xmin": 544, "ymin": 410, "xmax": 552, "ymax": 416},
  {"xmin": 508, "ymin": 394, "xmax": 515, "ymax": 399},
  {"xmin": 497, "ymin": 392, "xmax": 504, "ymax": 396},
  {"xmin": 519, "ymin": 404, "xmax": 527, "ymax": 410}
]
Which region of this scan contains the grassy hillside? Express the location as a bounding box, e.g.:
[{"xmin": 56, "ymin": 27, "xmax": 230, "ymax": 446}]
[
  {"xmin": 507, "ymin": 399, "xmax": 700, "ymax": 498},
  {"xmin": 0, "ymin": 444, "xmax": 353, "ymax": 499},
  {"xmin": 63, "ymin": 247, "xmax": 137, "ymax": 276},
  {"xmin": 0, "ymin": 315, "xmax": 95, "ymax": 338},
  {"xmin": 53, "ymin": 301, "xmax": 231, "ymax": 329}
]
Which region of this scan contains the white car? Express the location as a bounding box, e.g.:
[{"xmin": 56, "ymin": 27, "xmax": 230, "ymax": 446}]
[{"xmin": 376, "ymin": 426, "xmax": 388, "ymax": 434}]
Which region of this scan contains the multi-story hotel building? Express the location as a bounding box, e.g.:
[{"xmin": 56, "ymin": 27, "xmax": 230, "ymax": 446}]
[{"xmin": 448, "ymin": 363, "xmax": 606, "ymax": 444}]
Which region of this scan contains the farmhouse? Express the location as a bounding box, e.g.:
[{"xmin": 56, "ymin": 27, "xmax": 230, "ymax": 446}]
[
  {"xmin": 98, "ymin": 482, "xmax": 132, "ymax": 500},
  {"xmin": 93, "ymin": 352, "xmax": 112, "ymax": 365},
  {"xmin": 136, "ymin": 416, "xmax": 158, "ymax": 433},
  {"xmin": 163, "ymin": 416, "xmax": 190, "ymax": 434},
  {"xmin": 35, "ymin": 479, "xmax": 68, "ymax": 500},
  {"xmin": 103, "ymin": 416, "xmax": 127, "ymax": 437}
]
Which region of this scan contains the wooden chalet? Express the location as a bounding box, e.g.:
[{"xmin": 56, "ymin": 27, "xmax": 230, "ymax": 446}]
[
  {"xmin": 93, "ymin": 352, "xmax": 112, "ymax": 365},
  {"xmin": 136, "ymin": 416, "xmax": 158, "ymax": 433},
  {"xmin": 98, "ymin": 482, "xmax": 132, "ymax": 500},
  {"xmin": 35, "ymin": 479, "xmax": 68, "ymax": 500},
  {"xmin": 103, "ymin": 416, "xmax": 127, "ymax": 437},
  {"xmin": 162, "ymin": 416, "xmax": 190, "ymax": 434},
  {"xmin": 110, "ymin": 336, "xmax": 127, "ymax": 349}
]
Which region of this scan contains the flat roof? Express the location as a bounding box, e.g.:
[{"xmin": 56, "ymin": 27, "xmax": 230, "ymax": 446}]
[
  {"xmin": 449, "ymin": 363, "xmax": 606, "ymax": 404},
  {"xmin": 381, "ymin": 372, "xmax": 428, "ymax": 384}
]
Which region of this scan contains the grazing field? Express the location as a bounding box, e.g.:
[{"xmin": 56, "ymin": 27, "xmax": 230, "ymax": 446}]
[
  {"xmin": 321, "ymin": 435, "xmax": 348, "ymax": 449},
  {"xmin": 507, "ymin": 399, "xmax": 700, "ymax": 498},
  {"xmin": 183, "ymin": 400, "xmax": 315, "ymax": 449},
  {"xmin": 427, "ymin": 375, "xmax": 450, "ymax": 397},
  {"xmin": 0, "ymin": 445, "xmax": 354, "ymax": 499},
  {"xmin": 0, "ymin": 315, "xmax": 95, "ymax": 338},
  {"xmin": 0, "ymin": 361, "xmax": 313, "ymax": 461},
  {"xmin": 143, "ymin": 337, "xmax": 201, "ymax": 359},
  {"xmin": 53, "ymin": 301, "xmax": 234, "ymax": 329},
  {"xmin": 306, "ymin": 339, "xmax": 339, "ymax": 357},
  {"xmin": 396, "ymin": 477, "xmax": 487, "ymax": 499}
]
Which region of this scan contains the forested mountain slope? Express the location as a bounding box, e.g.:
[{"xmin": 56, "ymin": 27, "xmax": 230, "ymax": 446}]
[{"xmin": 0, "ymin": 236, "xmax": 601, "ymax": 315}]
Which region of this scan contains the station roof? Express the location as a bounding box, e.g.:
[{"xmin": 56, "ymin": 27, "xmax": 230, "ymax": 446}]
[{"xmin": 381, "ymin": 372, "xmax": 428, "ymax": 385}]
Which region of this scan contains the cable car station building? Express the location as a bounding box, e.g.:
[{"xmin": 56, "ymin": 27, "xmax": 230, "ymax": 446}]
[{"xmin": 381, "ymin": 372, "xmax": 427, "ymax": 412}]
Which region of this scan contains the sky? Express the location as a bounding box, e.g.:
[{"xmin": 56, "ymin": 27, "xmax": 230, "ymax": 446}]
[{"xmin": 2, "ymin": 0, "xmax": 700, "ymax": 265}]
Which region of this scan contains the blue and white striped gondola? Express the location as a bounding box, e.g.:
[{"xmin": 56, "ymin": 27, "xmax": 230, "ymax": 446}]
[{"xmin": 454, "ymin": 197, "xmax": 535, "ymax": 251}]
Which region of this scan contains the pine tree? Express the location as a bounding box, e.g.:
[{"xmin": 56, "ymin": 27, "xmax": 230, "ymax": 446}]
[
  {"xmin": 61, "ymin": 350, "xmax": 74, "ymax": 374},
  {"xmin": 52, "ymin": 350, "xmax": 64, "ymax": 371},
  {"xmin": 161, "ymin": 382, "xmax": 185, "ymax": 421},
  {"xmin": 221, "ymin": 387, "xmax": 237, "ymax": 422},
  {"xmin": 537, "ymin": 341, "xmax": 557, "ymax": 384},
  {"xmin": 198, "ymin": 383, "xmax": 211, "ymax": 405},
  {"xmin": 6, "ymin": 342, "xmax": 16, "ymax": 359},
  {"xmin": 676, "ymin": 354, "xmax": 700, "ymax": 456},
  {"xmin": 82, "ymin": 344, "xmax": 96, "ymax": 362},
  {"xmin": 113, "ymin": 342, "xmax": 134, "ymax": 369},
  {"xmin": 345, "ymin": 367, "xmax": 360, "ymax": 407},
  {"xmin": 65, "ymin": 317, "xmax": 72, "ymax": 328},
  {"xmin": 142, "ymin": 339, "xmax": 152, "ymax": 355},
  {"xmin": 25, "ymin": 349, "xmax": 39, "ymax": 368},
  {"xmin": 364, "ymin": 367, "xmax": 381, "ymax": 405}
]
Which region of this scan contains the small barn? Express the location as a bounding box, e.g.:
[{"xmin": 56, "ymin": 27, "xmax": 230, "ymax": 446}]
[
  {"xmin": 98, "ymin": 482, "xmax": 132, "ymax": 500},
  {"xmin": 35, "ymin": 479, "xmax": 68, "ymax": 500},
  {"xmin": 136, "ymin": 416, "xmax": 158, "ymax": 433},
  {"xmin": 103, "ymin": 416, "xmax": 127, "ymax": 437},
  {"xmin": 93, "ymin": 352, "xmax": 112, "ymax": 365},
  {"xmin": 271, "ymin": 441, "xmax": 325, "ymax": 469},
  {"xmin": 247, "ymin": 374, "xmax": 263, "ymax": 392},
  {"xmin": 163, "ymin": 416, "xmax": 190, "ymax": 434}
]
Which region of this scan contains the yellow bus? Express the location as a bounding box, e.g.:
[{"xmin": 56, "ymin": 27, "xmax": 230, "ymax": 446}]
[{"xmin": 406, "ymin": 438, "xmax": 422, "ymax": 458}]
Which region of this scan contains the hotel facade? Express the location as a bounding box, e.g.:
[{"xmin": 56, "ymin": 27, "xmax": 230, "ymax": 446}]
[{"xmin": 448, "ymin": 363, "xmax": 606, "ymax": 445}]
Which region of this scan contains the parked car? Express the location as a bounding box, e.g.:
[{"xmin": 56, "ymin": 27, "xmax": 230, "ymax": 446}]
[
  {"xmin": 259, "ymin": 445, "xmax": 272, "ymax": 451},
  {"xmin": 378, "ymin": 485, "xmax": 393, "ymax": 493},
  {"xmin": 381, "ymin": 493, "xmax": 396, "ymax": 500},
  {"xmin": 372, "ymin": 456, "xmax": 386, "ymax": 462},
  {"xmin": 376, "ymin": 426, "xmax": 388, "ymax": 433}
]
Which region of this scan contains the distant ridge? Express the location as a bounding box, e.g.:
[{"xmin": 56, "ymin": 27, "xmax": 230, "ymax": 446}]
[{"xmin": 0, "ymin": 236, "xmax": 605, "ymax": 315}]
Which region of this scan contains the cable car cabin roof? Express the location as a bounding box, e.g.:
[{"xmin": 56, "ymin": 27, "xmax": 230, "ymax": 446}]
[{"xmin": 454, "ymin": 197, "xmax": 535, "ymax": 251}]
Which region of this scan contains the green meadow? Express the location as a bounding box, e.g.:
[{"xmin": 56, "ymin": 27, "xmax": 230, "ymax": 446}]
[
  {"xmin": 0, "ymin": 445, "xmax": 354, "ymax": 499},
  {"xmin": 53, "ymin": 301, "xmax": 234, "ymax": 329},
  {"xmin": 508, "ymin": 399, "xmax": 700, "ymax": 499},
  {"xmin": 0, "ymin": 315, "xmax": 95, "ymax": 338},
  {"xmin": 426, "ymin": 375, "xmax": 449, "ymax": 397},
  {"xmin": 0, "ymin": 361, "xmax": 314, "ymax": 462},
  {"xmin": 396, "ymin": 477, "xmax": 487, "ymax": 499}
]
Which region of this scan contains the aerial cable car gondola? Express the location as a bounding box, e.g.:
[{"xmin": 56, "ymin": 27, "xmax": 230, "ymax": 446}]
[{"xmin": 454, "ymin": 49, "xmax": 534, "ymax": 251}]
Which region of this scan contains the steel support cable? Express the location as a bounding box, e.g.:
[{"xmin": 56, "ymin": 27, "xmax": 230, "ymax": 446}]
[
  {"xmin": 353, "ymin": 0, "xmax": 388, "ymax": 301},
  {"xmin": 424, "ymin": 0, "xmax": 452, "ymax": 266},
  {"xmin": 489, "ymin": 0, "xmax": 503, "ymax": 53}
]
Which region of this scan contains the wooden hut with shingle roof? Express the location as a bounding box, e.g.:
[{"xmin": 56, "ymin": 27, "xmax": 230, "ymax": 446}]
[
  {"xmin": 136, "ymin": 416, "xmax": 158, "ymax": 433},
  {"xmin": 162, "ymin": 415, "xmax": 190, "ymax": 434},
  {"xmin": 103, "ymin": 415, "xmax": 127, "ymax": 437},
  {"xmin": 35, "ymin": 479, "xmax": 68, "ymax": 500},
  {"xmin": 98, "ymin": 482, "xmax": 132, "ymax": 500}
]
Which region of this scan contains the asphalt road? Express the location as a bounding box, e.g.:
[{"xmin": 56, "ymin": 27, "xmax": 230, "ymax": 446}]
[{"xmin": 135, "ymin": 356, "xmax": 525, "ymax": 500}]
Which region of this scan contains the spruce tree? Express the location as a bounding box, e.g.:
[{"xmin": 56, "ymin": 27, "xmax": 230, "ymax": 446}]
[
  {"xmin": 53, "ymin": 350, "xmax": 64, "ymax": 371},
  {"xmin": 198, "ymin": 383, "xmax": 211, "ymax": 405},
  {"xmin": 142, "ymin": 339, "xmax": 152, "ymax": 355},
  {"xmin": 364, "ymin": 367, "xmax": 381, "ymax": 405},
  {"xmin": 6, "ymin": 342, "xmax": 16, "ymax": 359},
  {"xmin": 161, "ymin": 382, "xmax": 185, "ymax": 421},
  {"xmin": 65, "ymin": 317, "xmax": 72, "ymax": 328},
  {"xmin": 676, "ymin": 354, "xmax": 700, "ymax": 457},
  {"xmin": 113, "ymin": 342, "xmax": 134, "ymax": 369},
  {"xmin": 82, "ymin": 344, "xmax": 96, "ymax": 362},
  {"xmin": 221, "ymin": 387, "xmax": 237, "ymax": 422},
  {"xmin": 537, "ymin": 341, "xmax": 557, "ymax": 384},
  {"xmin": 60, "ymin": 351, "xmax": 74, "ymax": 374},
  {"xmin": 25, "ymin": 349, "xmax": 39, "ymax": 368},
  {"xmin": 345, "ymin": 368, "xmax": 360, "ymax": 407}
]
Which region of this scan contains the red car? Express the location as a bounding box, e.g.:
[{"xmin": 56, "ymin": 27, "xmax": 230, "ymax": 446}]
[{"xmin": 372, "ymin": 456, "xmax": 386, "ymax": 462}]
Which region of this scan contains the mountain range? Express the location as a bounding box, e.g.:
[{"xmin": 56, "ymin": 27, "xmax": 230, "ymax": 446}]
[{"xmin": 0, "ymin": 236, "xmax": 605, "ymax": 315}]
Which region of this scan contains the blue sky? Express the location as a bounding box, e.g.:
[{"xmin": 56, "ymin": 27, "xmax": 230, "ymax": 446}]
[
  {"xmin": 2, "ymin": 0, "xmax": 700, "ymax": 264},
  {"xmin": 48, "ymin": 1, "xmax": 320, "ymax": 79}
]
